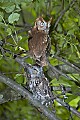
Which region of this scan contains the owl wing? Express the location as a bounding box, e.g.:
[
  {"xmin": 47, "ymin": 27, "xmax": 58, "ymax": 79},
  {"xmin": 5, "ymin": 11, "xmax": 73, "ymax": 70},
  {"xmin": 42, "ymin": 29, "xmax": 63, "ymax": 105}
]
[
  {"xmin": 33, "ymin": 77, "xmax": 53, "ymax": 106},
  {"xmin": 28, "ymin": 30, "xmax": 48, "ymax": 58}
]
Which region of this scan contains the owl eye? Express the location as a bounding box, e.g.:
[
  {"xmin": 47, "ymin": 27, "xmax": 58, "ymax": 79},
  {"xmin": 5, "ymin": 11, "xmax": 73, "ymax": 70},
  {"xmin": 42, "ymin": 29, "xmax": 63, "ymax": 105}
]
[{"xmin": 40, "ymin": 22, "xmax": 45, "ymax": 26}]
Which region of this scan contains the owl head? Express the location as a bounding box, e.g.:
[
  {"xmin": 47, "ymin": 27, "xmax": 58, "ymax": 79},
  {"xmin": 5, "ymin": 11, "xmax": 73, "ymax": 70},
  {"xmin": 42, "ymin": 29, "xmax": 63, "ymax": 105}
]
[{"xmin": 34, "ymin": 17, "xmax": 52, "ymax": 34}]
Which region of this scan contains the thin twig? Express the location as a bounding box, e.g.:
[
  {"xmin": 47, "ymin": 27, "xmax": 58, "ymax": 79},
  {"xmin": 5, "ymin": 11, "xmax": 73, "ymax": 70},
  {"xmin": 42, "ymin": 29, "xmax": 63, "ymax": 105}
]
[
  {"xmin": 0, "ymin": 87, "xmax": 21, "ymax": 104},
  {"xmin": 54, "ymin": 55, "xmax": 80, "ymax": 73},
  {"xmin": 48, "ymin": 62, "xmax": 75, "ymax": 81},
  {"xmin": 73, "ymin": 5, "xmax": 80, "ymax": 15},
  {"xmin": 45, "ymin": 0, "xmax": 52, "ymax": 16},
  {"xmin": 56, "ymin": 98, "xmax": 80, "ymax": 118},
  {"xmin": 0, "ymin": 27, "xmax": 31, "ymax": 46},
  {"xmin": 61, "ymin": 0, "xmax": 64, "ymax": 10},
  {"xmin": 3, "ymin": 21, "xmax": 31, "ymax": 28},
  {"xmin": 54, "ymin": 0, "xmax": 76, "ymax": 29}
]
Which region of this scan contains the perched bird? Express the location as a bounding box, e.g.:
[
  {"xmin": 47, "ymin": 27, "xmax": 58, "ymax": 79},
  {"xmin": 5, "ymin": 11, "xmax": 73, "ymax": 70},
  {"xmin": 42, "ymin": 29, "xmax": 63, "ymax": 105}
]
[
  {"xmin": 33, "ymin": 76, "xmax": 53, "ymax": 106},
  {"xmin": 25, "ymin": 64, "xmax": 43, "ymax": 93},
  {"xmin": 15, "ymin": 57, "xmax": 53, "ymax": 106},
  {"xmin": 24, "ymin": 64, "xmax": 53, "ymax": 106},
  {"xmin": 28, "ymin": 17, "xmax": 52, "ymax": 66}
]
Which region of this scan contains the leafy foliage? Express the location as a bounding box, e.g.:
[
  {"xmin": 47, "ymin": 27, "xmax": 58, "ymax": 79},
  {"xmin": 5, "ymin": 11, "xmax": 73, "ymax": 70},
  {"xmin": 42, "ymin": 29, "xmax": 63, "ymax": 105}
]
[{"xmin": 0, "ymin": 0, "xmax": 80, "ymax": 120}]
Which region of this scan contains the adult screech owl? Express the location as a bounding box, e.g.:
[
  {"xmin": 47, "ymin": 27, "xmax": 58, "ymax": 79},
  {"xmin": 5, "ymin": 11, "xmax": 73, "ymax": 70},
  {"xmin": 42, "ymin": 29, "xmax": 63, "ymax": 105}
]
[
  {"xmin": 28, "ymin": 17, "xmax": 52, "ymax": 66},
  {"xmin": 24, "ymin": 64, "xmax": 53, "ymax": 106}
]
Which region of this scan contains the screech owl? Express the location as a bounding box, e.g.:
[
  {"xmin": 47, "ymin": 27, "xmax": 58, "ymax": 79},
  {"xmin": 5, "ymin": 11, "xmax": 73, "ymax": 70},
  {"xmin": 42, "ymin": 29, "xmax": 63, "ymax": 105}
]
[
  {"xmin": 33, "ymin": 77, "xmax": 53, "ymax": 106},
  {"xmin": 24, "ymin": 64, "xmax": 43, "ymax": 93},
  {"xmin": 15, "ymin": 57, "xmax": 53, "ymax": 106},
  {"xmin": 28, "ymin": 17, "xmax": 52, "ymax": 66},
  {"xmin": 24, "ymin": 64, "xmax": 53, "ymax": 106}
]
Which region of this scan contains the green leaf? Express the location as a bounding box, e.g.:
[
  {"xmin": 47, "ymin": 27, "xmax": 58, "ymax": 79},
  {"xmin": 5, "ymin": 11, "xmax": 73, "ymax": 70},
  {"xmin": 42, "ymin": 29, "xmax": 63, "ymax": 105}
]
[
  {"xmin": 67, "ymin": 29, "xmax": 74, "ymax": 35},
  {"xmin": 69, "ymin": 96, "xmax": 80, "ymax": 107},
  {"xmin": 15, "ymin": 4, "xmax": 21, "ymax": 12},
  {"xmin": 5, "ymin": 5, "xmax": 15, "ymax": 13},
  {"xmin": 14, "ymin": 74, "xmax": 22, "ymax": 79},
  {"xmin": 0, "ymin": 3, "xmax": 15, "ymax": 12},
  {"xmin": 18, "ymin": 36, "xmax": 22, "ymax": 41},
  {"xmin": 51, "ymin": 76, "xmax": 75, "ymax": 87},
  {"xmin": 0, "ymin": 54, "xmax": 3, "ymax": 60},
  {"xmin": 57, "ymin": 23, "xmax": 62, "ymax": 32},
  {"xmin": 6, "ymin": 28, "xmax": 12, "ymax": 35},
  {"xmin": 8, "ymin": 12, "xmax": 20, "ymax": 24},
  {"xmin": 14, "ymin": 74, "xmax": 24, "ymax": 84},
  {"xmin": 65, "ymin": 94, "xmax": 77, "ymax": 103}
]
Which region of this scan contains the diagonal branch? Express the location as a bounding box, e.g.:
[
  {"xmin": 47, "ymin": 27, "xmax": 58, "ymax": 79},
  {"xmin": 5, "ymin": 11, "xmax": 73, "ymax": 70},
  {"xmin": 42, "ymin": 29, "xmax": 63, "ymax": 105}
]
[
  {"xmin": 0, "ymin": 87, "xmax": 21, "ymax": 104},
  {"xmin": 2, "ymin": 21, "xmax": 30, "ymax": 28},
  {"xmin": 56, "ymin": 98, "xmax": 80, "ymax": 118},
  {"xmin": 48, "ymin": 62, "xmax": 75, "ymax": 81},
  {"xmin": 0, "ymin": 73, "xmax": 59, "ymax": 120},
  {"xmin": 54, "ymin": 55, "xmax": 80, "ymax": 73},
  {"xmin": 0, "ymin": 56, "xmax": 80, "ymax": 118},
  {"xmin": 15, "ymin": 57, "xmax": 80, "ymax": 118}
]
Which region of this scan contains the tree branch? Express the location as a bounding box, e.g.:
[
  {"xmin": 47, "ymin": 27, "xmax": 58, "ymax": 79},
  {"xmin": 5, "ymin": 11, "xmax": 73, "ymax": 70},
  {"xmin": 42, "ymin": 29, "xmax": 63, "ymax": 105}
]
[
  {"xmin": 0, "ymin": 86, "xmax": 70, "ymax": 104},
  {"xmin": 15, "ymin": 56, "xmax": 77, "ymax": 82},
  {"xmin": 15, "ymin": 56, "xmax": 80, "ymax": 118},
  {"xmin": 3, "ymin": 21, "xmax": 31, "ymax": 28},
  {"xmin": 73, "ymin": 4, "xmax": 80, "ymax": 15},
  {"xmin": 0, "ymin": 73, "xmax": 80, "ymax": 118},
  {"xmin": 56, "ymin": 98, "xmax": 80, "ymax": 118},
  {"xmin": 0, "ymin": 73, "xmax": 59, "ymax": 120},
  {"xmin": 0, "ymin": 26, "xmax": 31, "ymax": 47},
  {"xmin": 53, "ymin": 55, "xmax": 80, "ymax": 74},
  {"xmin": 0, "ymin": 87, "xmax": 21, "ymax": 104},
  {"xmin": 0, "ymin": 56, "xmax": 80, "ymax": 118},
  {"xmin": 48, "ymin": 62, "xmax": 76, "ymax": 81}
]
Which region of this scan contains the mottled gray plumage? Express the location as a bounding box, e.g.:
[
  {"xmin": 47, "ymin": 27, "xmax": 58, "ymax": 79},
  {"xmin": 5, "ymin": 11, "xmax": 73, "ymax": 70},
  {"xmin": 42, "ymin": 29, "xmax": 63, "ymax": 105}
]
[{"xmin": 25, "ymin": 64, "xmax": 53, "ymax": 106}]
